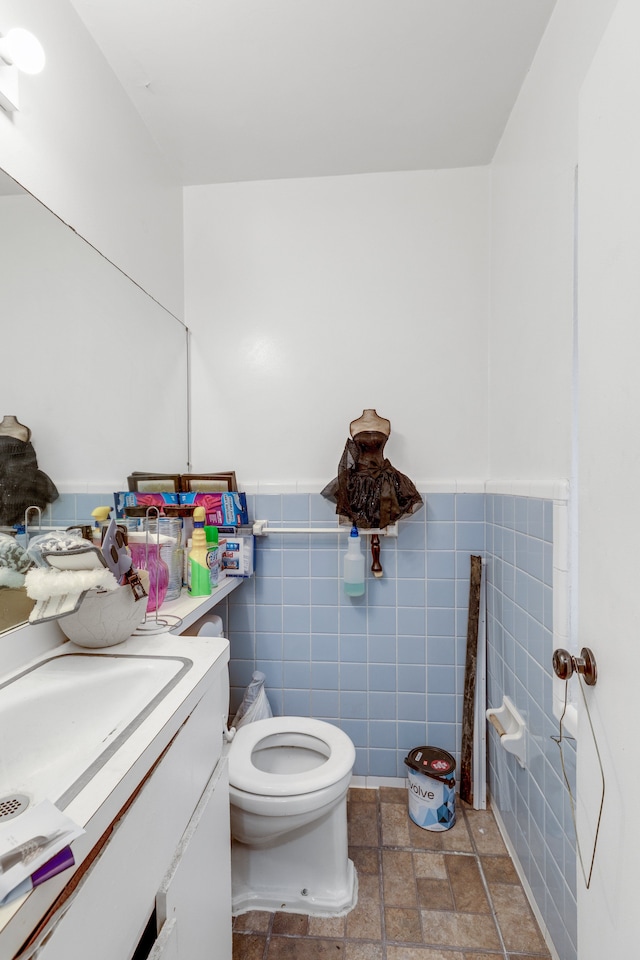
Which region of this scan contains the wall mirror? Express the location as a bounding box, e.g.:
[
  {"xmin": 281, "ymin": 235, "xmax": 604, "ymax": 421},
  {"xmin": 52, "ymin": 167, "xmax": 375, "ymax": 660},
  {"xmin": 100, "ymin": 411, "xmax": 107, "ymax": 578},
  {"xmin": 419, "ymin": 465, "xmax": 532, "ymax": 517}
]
[{"xmin": 0, "ymin": 169, "xmax": 189, "ymax": 636}]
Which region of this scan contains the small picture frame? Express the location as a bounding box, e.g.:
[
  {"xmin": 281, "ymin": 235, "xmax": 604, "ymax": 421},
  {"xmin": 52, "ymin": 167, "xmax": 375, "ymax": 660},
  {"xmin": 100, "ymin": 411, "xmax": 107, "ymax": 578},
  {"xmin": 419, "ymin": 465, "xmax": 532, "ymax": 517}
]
[
  {"xmin": 127, "ymin": 473, "xmax": 182, "ymax": 493},
  {"xmin": 181, "ymin": 472, "xmax": 237, "ymax": 493}
]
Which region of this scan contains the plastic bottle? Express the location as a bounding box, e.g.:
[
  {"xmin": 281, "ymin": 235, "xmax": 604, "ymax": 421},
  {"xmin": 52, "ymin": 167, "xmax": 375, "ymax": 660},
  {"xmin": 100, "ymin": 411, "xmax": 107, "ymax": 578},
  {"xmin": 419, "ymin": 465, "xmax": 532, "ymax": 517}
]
[
  {"xmin": 205, "ymin": 524, "xmax": 221, "ymax": 588},
  {"xmin": 90, "ymin": 505, "xmax": 112, "ymax": 546},
  {"xmin": 13, "ymin": 524, "xmax": 27, "ymax": 549},
  {"xmin": 344, "ymin": 524, "xmax": 365, "ymax": 596},
  {"xmin": 187, "ymin": 506, "xmax": 211, "ymax": 597}
]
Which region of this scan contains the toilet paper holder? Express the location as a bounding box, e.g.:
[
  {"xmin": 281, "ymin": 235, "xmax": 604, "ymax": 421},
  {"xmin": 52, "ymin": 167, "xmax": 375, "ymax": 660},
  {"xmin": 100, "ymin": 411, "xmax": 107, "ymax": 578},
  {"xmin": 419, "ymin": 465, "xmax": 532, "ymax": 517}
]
[{"xmin": 486, "ymin": 696, "xmax": 526, "ymax": 767}]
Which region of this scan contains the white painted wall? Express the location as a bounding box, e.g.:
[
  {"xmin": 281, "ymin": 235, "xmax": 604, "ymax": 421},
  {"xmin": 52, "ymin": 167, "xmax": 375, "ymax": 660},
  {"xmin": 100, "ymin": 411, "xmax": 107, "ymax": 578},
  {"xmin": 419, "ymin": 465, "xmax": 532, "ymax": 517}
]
[
  {"xmin": 577, "ymin": 2, "xmax": 639, "ymax": 954},
  {"xmin": 184, "ymin": 169, "xmax": 490, "ymax": 488},
  {"xmin": 488, "ymin": 0, "xmax": 617, "ymax": 483},
  {"xmin": 0, "ymin": 0, "xmax": 183, "ymax": 317}
]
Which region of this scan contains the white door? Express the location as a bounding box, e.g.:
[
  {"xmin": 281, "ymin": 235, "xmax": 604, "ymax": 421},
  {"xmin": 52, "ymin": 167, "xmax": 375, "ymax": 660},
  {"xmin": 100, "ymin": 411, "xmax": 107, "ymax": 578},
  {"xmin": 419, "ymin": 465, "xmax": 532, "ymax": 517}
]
[{"xmin": 578, "ymin": 0, "xmax": 640, "ymax": 955}]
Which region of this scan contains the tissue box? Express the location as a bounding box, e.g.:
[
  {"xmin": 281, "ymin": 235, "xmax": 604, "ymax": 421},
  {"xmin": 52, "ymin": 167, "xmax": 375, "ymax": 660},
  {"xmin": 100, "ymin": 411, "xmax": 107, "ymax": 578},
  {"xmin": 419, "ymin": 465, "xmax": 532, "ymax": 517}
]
[{"xmin": 221, "ymin": 535, "xmax": 254, "ymax": 577}]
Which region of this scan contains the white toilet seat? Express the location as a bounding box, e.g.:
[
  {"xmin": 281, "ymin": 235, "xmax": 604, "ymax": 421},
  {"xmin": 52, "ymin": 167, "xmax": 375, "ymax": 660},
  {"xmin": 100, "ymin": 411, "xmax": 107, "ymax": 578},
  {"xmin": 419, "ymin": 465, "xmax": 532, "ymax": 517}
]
[{"xmin": 229, "ymin": 716, "xmax": 355, "ymax": 797}]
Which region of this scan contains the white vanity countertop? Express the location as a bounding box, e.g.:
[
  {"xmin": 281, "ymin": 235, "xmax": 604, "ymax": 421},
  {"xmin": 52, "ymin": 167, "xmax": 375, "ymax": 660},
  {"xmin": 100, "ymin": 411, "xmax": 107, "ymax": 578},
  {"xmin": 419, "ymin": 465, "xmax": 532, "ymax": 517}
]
[{"xmin": 0, "ymin": 584, "xmax": 239, "ymax": 956}]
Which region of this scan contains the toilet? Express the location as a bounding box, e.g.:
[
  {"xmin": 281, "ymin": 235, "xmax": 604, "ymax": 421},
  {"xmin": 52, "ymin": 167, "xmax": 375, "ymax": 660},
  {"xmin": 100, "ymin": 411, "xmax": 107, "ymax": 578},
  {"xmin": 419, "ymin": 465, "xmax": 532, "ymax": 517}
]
[{"xmin": 228, "ymin": 715, "xmax": 357, "ymax": 917}]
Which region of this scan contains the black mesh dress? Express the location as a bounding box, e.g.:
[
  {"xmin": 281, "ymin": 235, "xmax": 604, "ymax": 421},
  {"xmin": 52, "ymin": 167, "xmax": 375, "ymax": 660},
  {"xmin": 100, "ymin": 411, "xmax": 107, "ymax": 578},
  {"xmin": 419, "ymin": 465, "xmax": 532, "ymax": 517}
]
[
  {"xmin": 0, "ymin": 436, "xmax": 59, "ymax": 526},
  {"xmin": 322, "ymin": 431, "xmax": 423, "ymax": 530}
]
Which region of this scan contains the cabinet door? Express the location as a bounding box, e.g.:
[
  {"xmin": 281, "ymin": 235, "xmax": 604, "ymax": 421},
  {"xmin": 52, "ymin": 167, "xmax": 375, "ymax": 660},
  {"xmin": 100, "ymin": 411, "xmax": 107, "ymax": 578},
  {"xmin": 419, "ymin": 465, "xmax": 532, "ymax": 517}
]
[
  {"xmin": 156, "ymin": 757, "xmax": 231, "ymax": 960},
  {"xmin": 148, "ymin": 918, "xmax": 178, "ymax": 960}
]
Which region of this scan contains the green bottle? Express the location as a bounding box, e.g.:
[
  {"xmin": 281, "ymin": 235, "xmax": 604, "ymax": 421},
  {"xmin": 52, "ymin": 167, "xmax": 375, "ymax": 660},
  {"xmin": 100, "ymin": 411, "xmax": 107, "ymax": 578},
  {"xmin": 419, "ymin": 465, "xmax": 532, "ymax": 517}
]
[{"xmin": 188, "ymin": 506, "xmax": 211, "ymax": 597}]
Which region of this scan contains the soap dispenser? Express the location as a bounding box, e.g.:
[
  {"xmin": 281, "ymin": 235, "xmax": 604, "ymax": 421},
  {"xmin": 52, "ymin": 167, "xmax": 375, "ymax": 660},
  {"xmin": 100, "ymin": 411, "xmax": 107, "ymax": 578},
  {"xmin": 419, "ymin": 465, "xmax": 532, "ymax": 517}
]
[{"xmin": 344, "ymin": 524, "xmax": 365, "ymax": 597}]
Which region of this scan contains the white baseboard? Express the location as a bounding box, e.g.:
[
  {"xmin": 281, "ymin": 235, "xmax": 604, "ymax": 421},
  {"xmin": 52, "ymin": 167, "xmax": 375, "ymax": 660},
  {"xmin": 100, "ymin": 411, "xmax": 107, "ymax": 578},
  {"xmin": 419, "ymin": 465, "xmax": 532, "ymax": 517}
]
[{"xmin": 350, "ymin": 775, "xmax": 407, "ymax": 790}]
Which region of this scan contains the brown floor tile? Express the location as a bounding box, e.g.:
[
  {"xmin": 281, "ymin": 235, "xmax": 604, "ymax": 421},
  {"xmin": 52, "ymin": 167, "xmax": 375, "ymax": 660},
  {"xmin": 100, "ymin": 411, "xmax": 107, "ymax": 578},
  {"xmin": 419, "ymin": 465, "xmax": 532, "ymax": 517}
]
[
  {"xmin": 463, "ymin": 955, "xmax": 503, "ymax": 960},
  {"xmin": 345, "ymin": 898, "xmax": 382, "ymax": 940},
  {"xmin": 307, "ymin": 914, "xmax": 346, "ymax": 938},
  {"xmin": 387, "ymin": 949, "xmax": 465, "ymax": 960},
  {"xmin": 506, "ymin": 956, "xmax": 550, "ymax": 960},
  {"xmin": 234, "ymin": 911, "xmax": 272, "ymax": 933},
  {"xmin": 348, "ymin": 802, "xmax": 380, "ymax": 846},
  {"xmin": 446, "ymin": 854, "xmax": 490, "ymax": 913},
  {"xmin": 233, "ymin": 932, "xmax": 267, "ymax": 960},
  {"xmin": 488, "ymin": 882, "xmax": 549, "ymax": 955},
  {"xmin": 272, "ymin": 911, "xmax": 308, "ymax": 936},
  {"xmin": 357, "ymin": 873, "xmax": 381, "ymax": 901},
  {"xmin": 420, "ymin": 910, "xmax": 501, "ymax": 951},
  {"xmin": 379, "ymin": 786, "xmax": 407, "ymax": 804},
  {"xmin": 407, "ymin": 820, "xmax": 444, "ymax": 850},
  {"xmin": 416, "ymin": 877, "xmax": 454, "ymax": 911},
  {"xmin": 382, "ymin": 849, "xmax": 417, "ymax": 905},
  {"xmin": 437, "ymin": 819, "xmax": 473, "ymax": 852},
  {"xmin": 408, "ymin": 818, "xmax": 472, "ymax": 852},
  {"xmin": 384, "ymin": 907, "xmax": 423, "ymax": 943},
  {"xmin": 349, "ymin": 845, "xmax": 380, "ymax": 875},
  {"xmin": 412, "ymin": 852, "xmax": 447, "ymax": 879},
  {"xmin": 463, "ymin": 807, "xmax": 508, "ymax": 856},
  {"xmin": 267, "ymin": 936, "xmax": 344, "ymax": 959},
  {"xmin": 481, "ymin": 854, "xmax": 519, "ymax": 884},
  {"xmin": 381, "ymin": 802, "xmax": 411, "ymax": 846},
  {"xmin": 349, "ymin": 788, "xmax": 377, "ymax": 803},
  {"xmin": 344, "ymin": 944, "xmax": 383, "ymax": 960}
]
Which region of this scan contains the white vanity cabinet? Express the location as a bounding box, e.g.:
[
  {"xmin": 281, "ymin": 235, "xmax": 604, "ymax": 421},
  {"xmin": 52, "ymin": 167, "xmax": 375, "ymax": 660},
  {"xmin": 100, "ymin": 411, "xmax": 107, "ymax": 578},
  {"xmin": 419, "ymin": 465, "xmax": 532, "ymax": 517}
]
[
  {"xmin": 32, "ymin": 679, "xmax": 232, "ymax": 960},
  {"xmin": 29, "ymin": 680, "xmax": 232, "ymax": 960},
  {"xmin": 0, "ymin": 589, "xmax": 241, "ymax": 960}
]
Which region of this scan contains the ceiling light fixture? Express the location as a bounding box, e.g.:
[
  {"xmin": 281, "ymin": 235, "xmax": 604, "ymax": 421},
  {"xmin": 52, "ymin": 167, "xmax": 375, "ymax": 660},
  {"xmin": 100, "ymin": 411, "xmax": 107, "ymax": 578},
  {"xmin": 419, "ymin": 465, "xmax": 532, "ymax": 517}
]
[{"xmin": 0, "ymin": 28, "xmax": 46, "ymax": 113}]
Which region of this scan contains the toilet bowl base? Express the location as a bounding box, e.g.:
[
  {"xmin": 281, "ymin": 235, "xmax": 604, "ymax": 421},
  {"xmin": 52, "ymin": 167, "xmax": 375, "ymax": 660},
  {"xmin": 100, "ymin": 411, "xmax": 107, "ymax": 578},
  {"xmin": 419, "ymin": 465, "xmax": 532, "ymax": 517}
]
[
  {"xmin": 232, "ymin": 853, "xmax": 357, "ymax": 918},
  {"xmin": 231, "ymin": 799, "xmax": 357, "ymax": 917}
]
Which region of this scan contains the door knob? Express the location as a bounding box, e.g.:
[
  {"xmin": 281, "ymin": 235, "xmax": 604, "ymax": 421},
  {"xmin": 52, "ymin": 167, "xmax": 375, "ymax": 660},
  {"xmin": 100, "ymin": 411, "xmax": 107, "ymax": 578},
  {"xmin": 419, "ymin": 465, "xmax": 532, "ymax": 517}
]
[{"xmin": 552, "ymin": 647, "xmax": 597, "ymax": 686}]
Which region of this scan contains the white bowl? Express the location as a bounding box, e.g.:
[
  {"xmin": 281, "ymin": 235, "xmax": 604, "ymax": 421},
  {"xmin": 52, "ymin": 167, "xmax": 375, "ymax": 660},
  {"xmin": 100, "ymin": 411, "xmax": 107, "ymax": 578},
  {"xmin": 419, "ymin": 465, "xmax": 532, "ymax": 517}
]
[{"xmin": 58, "ymin": 574, "xmax": 149, "ymax": 647}]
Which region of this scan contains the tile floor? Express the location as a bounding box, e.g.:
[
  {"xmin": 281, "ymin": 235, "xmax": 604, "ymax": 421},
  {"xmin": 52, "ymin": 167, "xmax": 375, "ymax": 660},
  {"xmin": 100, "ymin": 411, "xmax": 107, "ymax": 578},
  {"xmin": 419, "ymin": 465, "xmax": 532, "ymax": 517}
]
[{"xmin": 232, "ymin": 786, "xmax": 552, "ymax": 960}]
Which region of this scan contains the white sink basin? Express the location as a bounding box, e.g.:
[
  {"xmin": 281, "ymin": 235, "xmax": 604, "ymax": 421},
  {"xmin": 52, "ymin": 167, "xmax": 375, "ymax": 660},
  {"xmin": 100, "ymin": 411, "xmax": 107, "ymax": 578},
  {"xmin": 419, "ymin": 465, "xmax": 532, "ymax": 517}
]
[{"xmin": 0, "ymin": 653, "xmax": 192, "ymax": 809}]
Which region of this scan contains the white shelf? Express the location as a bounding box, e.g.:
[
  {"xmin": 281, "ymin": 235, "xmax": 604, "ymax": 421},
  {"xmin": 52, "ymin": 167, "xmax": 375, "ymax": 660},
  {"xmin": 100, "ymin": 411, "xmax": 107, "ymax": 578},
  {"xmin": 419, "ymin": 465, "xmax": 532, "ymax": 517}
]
[{"xmin": 159, "ymin": 577, "xmax": 245, "ymax": 634}]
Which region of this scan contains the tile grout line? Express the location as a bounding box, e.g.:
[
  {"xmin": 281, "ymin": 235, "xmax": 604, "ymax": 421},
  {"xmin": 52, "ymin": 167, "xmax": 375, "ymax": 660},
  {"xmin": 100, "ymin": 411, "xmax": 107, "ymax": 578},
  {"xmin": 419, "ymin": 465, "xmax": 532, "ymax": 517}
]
[
  {"xmin": 464, "ymin": 805, "xmax": 510, "ymax": 960},
  {"xmin": 376, "ymin": 790, "xmax": 389, "ymax": 960}
]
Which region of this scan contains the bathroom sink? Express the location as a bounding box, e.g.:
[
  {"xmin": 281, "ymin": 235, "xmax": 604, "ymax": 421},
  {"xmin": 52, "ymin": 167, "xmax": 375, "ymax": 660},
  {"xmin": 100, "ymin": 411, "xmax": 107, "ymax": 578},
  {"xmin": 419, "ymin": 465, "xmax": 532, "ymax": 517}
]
[{"xmin": 0, "ymin": 652, "xmax": 192, "ymax": 810}]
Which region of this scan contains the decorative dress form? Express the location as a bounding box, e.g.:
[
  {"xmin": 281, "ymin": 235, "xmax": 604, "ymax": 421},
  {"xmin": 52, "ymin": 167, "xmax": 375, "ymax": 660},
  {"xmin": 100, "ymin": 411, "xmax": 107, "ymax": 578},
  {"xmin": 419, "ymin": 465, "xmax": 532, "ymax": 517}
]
[
  {"xmin": 0, "ymin": 416, "xmax": 31, "ymax": 442},
  {"xmin": 322, "ymin": 409, "xmax": 423, "ymax": 530},
  {"xmin": 0, "ymin": 416, "xmax": 59, "ymax": 526}
]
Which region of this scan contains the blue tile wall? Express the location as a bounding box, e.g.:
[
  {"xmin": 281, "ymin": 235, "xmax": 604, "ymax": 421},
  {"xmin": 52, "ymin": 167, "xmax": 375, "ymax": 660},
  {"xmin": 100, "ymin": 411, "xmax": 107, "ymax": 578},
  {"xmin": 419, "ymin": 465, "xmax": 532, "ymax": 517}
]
[
  {"xmin": 486, "ymin": 495, "xmax": 576, "ymax": 960},
  {"xmin": 227, "ymin": 491, "xmax": 485, "ymax": 779},
  {"xmin": 36, "ymin": 491, "xmax": 117, "ymax": 527},
  {"xmin": 54, "ymin": 486, "xmax": 573, "ymax": 960}
]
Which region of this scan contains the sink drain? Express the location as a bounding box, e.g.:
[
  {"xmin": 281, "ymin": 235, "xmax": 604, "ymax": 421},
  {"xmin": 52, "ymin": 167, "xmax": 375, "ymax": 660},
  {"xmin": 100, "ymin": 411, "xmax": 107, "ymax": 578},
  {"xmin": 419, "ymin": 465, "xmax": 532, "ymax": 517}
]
[{"xmin": 0, "ymin": 794, "xmax": 30, "ymax": 821}]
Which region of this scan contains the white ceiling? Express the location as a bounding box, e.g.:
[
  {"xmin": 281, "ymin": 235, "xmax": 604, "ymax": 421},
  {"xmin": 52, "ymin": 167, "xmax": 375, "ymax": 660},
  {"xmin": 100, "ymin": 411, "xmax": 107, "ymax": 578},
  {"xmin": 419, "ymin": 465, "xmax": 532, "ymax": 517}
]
[{"xmin": 69, "ymin": 0, "xmax": 556, "ymax": 186}]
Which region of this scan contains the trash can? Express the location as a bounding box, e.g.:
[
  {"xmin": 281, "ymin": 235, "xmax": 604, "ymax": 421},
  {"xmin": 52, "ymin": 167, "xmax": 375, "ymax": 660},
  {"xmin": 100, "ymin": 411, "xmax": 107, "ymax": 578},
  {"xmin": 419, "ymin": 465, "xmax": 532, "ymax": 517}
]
[{"xmin": 404, "ymin": 746, "xmax": 456, "ymax": 832}]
